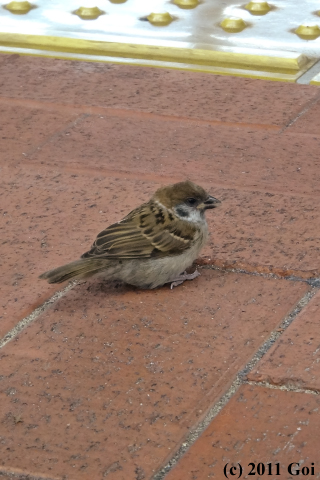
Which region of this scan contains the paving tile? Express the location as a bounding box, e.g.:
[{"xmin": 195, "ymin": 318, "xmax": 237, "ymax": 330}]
[
  {"xmin": 165, "ymin": 384, "xmax": 320, "ymax": 480},
  {"xmin": 0, "ymin": 164, "xmax": 157, "ymax": 336},
  {"xmin": 248, "ymin": 291, "xmax": 320, "ymax": 391},
  {"xmin": 13, "ymin": 113, "xmax": 320, "ymax": 277},
  {"xmin": 287, "ymin": 96, "xmax": 320, "ymax": 135},
  {"xmin": 25, "ymin": 114, "xmax": 320, "ymax": 197},
  {"xmin": 0, "ymin": 160, "xmax": 317, "ymax": 338},
  {"xmin": 203, "ymin": 188, "xmax": 320, "ymax": 278},
  {"xmin": 0, "ymin": 54, "xmax": 319, "ymax": 126},
  {"xmin": 0, "ymin": 103, "xmax": 79, "ymax": 160},
  {"xmin": 0, "ymin": 273, "xmax": 306, "ymax": 479}
]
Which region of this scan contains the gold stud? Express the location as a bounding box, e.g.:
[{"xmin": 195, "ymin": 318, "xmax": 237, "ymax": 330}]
[
  {"xmin": 295, "ymin": 24, "xmax": 320, "ymax": 40},
  {"xmin": 173, "ymin": 0, "xmax": 199, "ymax": 9},
  {"xmin": 245, "ymin": 1, "xmax": 271, "ymax": 15},
  {"xmin": 74, "ymin": 6, "xmax": 104, "ymax": 20},
  {"xmin": 220, "ymin": 17, "xmax": 247, "ymax": 33},
  {"xmin": 147, "ymin": 12, "xmax": 174, "ymax": 26},
  {"xmin": 109, "ymin": 0, "xmax": 127, "ymax": 3},
  {"xmin": 4, "ymin": 1, "xmax": 34, "ymax": 14}
]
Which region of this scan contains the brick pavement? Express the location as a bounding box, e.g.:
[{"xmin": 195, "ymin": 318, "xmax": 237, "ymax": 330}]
[{"xmin": 0, "ymin": 54, "xmax": 320, "ymax": 480}]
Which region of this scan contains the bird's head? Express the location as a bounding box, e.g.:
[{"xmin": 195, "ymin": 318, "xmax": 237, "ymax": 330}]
[{"xmin": 153, "ymin": 180, "xmax": 221, "ymax": 221}]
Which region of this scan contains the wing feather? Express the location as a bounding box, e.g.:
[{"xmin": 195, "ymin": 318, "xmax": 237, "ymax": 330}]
[{"xmin": 81, "ymin": 202, "xmax": 197, "ymax": 260}]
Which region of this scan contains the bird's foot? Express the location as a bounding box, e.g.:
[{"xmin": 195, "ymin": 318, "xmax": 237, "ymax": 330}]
[{"xmin": 170, "ymin": 269, "xmax": 200, "ymax": 289}]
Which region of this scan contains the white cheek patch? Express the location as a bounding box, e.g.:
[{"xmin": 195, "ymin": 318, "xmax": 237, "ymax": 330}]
[
  {"xmin": 174, "ymin": 205, "xmax": 204, "ymax": 225},
  {"xmin": 188, "ymin": 209, "xmax": 205, "ymax": 224}
]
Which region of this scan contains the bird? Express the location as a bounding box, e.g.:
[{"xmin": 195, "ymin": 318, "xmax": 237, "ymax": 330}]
[{"xmin": 39, "ymin": 180, "xmax": 220, "ymax": 289}]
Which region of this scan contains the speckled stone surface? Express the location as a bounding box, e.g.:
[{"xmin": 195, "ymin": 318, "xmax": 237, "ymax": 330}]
[
  {"xmin": 248, "ymin": 291, "xmax": 320, "ymax": 391},
  {"xmin": 1, "ymin": 54, "xmax": 320, "ymax": 480},
  {"xmin": 0, "ymin": 162, "xmax": 316, "ymax": 336},
  {"xmin": 0, "ymin": 54, "xmax": 319, "ymax": 126},
  {"xmin": 165, "ymin": 384, "xmax": 320, "ymax": 480},
  {"xmin": 0, "ymin": 104, "xmax": 78, "ymax": 160},
  {"xmin": 19, "ymin": 114, "xmax": 320, "ymax": 196},
  {"xmin": 0, "ymin": 273, "xmax": 306, "ymax": 479},
  {"xmin": 0, "ymin": 165, "xmax": 157, "ymax": 335}
]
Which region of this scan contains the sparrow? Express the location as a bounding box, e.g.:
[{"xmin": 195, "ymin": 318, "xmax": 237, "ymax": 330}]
[{"xmin": 39, "ymin": 180, "xmax": 220, "ymax": 289}]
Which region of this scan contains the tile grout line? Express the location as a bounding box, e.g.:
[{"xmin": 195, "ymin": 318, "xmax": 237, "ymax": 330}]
[
  {"xmin": 22, "ymin": 113, "xmax": 90, "ymax": 159},
  {"xmin": 5, "ymin": 159, "xmax": 320, "ymax": 201},
  {"xmin": 0, "ymin": 275, "xmax": 318, "ymax": 479},
  {"xmin": 279, "ymin": 89, "xmax": 320, "ymax": 134},
  {"xmin": 153, "ymin": 286, "xmax": 319, "ymax": 480},
  {"xmin": 0, "ymin": 96, "xmax": 281, "ymax": 132},
  {"xmin": 199, "ymin": 264, "xmax": 320, "ymax": 286},
  {"xmin": 245, "ymin": 380, "xmax": 319, "ymax": 395},
  {"xmin": 0, "ymin": 469, "xmax": 60, "ymax": 480},
  {"xmin": 236, "ymin": 288, "xmax": 317, "ymax": 380},
  {"xmin": 0, "ymin": 282, "xmax": 76, "ymax": 350},
  {"xmin": 1, "ymin": 268, "xmax": 317, "ymax": 353}
]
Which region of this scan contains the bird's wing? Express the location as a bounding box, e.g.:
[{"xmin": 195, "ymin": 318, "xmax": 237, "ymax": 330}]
[{"xmin": 81, "ymin": 202, "xmax": 197, "ymax": 260}]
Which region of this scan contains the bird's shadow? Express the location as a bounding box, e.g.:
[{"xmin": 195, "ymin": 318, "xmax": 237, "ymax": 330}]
[{"xmin": 68, "ymin": 277, "xmax": 169, "ymax": 304}]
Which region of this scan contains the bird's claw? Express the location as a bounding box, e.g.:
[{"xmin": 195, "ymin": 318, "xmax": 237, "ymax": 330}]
[{"xmin": 170, "ymin": 269, "xmax": 201, "ymax": 289}]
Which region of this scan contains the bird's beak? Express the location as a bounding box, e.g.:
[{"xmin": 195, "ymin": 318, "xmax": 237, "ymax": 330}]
[{"xmin": 198, "ymin": 195, "xmax": 221, "ymax": 210}]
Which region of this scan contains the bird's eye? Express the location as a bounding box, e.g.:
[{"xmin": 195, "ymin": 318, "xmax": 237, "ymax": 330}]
[{"xmin": 185, "ymin": 197, "xmax": 197, "ymax": 207}]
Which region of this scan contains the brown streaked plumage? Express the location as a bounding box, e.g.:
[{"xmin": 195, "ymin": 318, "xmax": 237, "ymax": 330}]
[{"xmin": 39, "ymin": 180, "xmax": 220, "ymax": 289}]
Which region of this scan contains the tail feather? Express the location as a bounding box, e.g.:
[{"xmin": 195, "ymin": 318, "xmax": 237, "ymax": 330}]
[{"xmin": 39, "ymin": 258, "xmax": 109, "ymax": 284}]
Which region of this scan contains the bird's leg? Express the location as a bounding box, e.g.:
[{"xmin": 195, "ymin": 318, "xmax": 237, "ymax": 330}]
[{"xmin": 169, "ymin": 269, "xmax": 201, "ymax": 289}]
